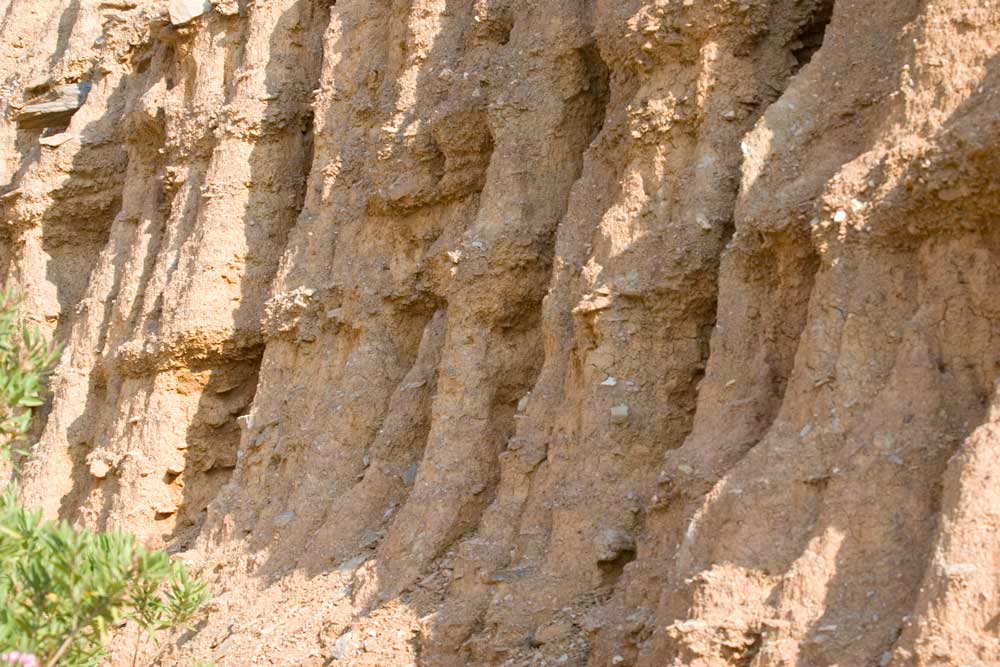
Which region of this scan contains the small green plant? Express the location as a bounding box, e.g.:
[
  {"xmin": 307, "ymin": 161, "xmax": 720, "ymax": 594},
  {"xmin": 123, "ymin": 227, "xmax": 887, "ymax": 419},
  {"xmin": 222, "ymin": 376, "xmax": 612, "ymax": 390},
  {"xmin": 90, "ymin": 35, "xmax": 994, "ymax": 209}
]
[
  {"xmin": 0, "ymin": 287, "xmax": 60, "ymax": 458},
  {"xmin": 0, "ymin": 287, "xmax": 209, "ymax": 666},
  {"xmin": 0, "ymin": 489, "xmax": 209, "ymax": 666}
]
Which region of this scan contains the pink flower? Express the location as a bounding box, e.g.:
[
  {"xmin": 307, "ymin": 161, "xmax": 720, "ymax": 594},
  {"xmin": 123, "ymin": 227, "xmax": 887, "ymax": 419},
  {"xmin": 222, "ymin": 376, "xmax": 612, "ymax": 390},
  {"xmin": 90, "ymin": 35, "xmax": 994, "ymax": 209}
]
[{"xmin": 0, "ymin": 652, "xmax": 38, "ymax": 667}]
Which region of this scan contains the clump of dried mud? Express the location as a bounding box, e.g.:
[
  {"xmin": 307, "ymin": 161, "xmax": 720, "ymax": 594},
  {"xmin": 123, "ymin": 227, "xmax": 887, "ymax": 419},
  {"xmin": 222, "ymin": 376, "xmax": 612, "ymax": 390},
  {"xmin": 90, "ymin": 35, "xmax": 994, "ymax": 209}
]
[{"xmin": 2, "ymin": 0, "xmax": 998, "ymax": 665}]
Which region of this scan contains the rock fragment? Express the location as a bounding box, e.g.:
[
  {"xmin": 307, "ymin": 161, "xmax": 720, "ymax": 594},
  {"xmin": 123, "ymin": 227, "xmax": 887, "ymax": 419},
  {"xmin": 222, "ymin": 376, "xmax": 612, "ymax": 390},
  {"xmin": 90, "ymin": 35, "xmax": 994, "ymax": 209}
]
[
  {"xmin": 88, "ymin": 459, "xmax": 110, "ymax": 479},
  {"xmin": 335, "ymin": 555, "xmax": 367, "ymax": 574},
  {"xmin": 211, "ymin": 0, "xmax": 240, "ymax": 16},
  {"xmin": 331, "ymin": 631, "xmax": 355, "ymax": 660},
  {"xmin": 594, "ymin": 528, "xmax": 635, "ymax": 562},
  {"xmin": 39, "ymin": 132, "xmax": 74, "ymax": 147},
  {"xmin": 610, "ymin": 404, "xmax": 630, "ymax": 423},
  {"xmin": 17, "ymin": 83, "xmax": 91, "ymax": 129},
  {"xmin": 273, "ymin": 510, "xmax": 295, "ymax": 527},
  {"xmin": 153, "ymin": 500, "xmax": 177, "ymax": 517},
  {"xmin": 533, "ymin": 621, "xmax": 573, "ymax": 645},
  {"xmin": 169, "ymin": 0, "xmax": 212, "ymax": 25},
  {"xmin": 402, "ymin": 462, "xmax": 418, "ymax": 486},
  {"xmin": 212, "ymin": 635, "xmax": 236, "ymax": 662}
]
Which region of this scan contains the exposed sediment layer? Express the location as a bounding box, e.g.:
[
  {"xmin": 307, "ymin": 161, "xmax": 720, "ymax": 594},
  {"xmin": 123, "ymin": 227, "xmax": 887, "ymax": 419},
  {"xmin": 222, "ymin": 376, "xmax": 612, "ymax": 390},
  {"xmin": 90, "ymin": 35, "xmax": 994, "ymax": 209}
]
[{"xmin": 1, "ymin": 1, "xmax": 998, "ymax": 666}]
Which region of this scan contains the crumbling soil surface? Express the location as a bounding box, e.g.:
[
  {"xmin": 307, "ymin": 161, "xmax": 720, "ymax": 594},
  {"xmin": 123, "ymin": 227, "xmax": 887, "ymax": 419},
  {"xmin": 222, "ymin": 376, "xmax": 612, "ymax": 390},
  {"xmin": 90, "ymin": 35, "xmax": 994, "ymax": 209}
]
[{"xmin": 2, "ymin": 0, "xmax": 999, "ymax": 665}]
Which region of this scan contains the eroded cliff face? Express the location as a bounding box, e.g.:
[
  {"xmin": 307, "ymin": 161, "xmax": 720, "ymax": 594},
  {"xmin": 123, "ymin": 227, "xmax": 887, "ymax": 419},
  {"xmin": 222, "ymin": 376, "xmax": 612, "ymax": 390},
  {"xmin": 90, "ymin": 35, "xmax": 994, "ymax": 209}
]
[{"xmin": 1, "ymin": 0, "xmax": 998, "ymax": 665}]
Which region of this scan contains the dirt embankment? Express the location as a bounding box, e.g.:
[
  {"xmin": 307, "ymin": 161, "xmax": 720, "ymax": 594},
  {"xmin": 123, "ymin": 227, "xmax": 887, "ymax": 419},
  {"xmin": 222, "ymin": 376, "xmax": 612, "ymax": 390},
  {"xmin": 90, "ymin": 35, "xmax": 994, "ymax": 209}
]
[{"xmin": 1, "ymin": 0, "xmax": 998, "ymax": 665}]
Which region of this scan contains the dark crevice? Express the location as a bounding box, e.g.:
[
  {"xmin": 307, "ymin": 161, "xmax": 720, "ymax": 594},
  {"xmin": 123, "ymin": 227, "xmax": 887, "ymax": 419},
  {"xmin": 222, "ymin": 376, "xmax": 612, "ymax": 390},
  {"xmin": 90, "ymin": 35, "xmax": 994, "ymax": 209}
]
[
  {"xmin": 790, "ymin": 0, "xmax": 834, "ymax": 73},
  {"xmin": 579, "ymin": 42, "xmax": 611, "ymax": 143},
  {"xmin": 474, "ymin": 5, "xmax": 513, "ymax": 46},
  {"xmin": 170, "ymin": 353, "xmax": 263, "ymax": 548},
  {"xmin": 728, "ymin": 629, "xmax": 763, "ymax": 667},
  {"xmin": 598, "ymin": 548, "xmax": 637, "ymax": 588}
]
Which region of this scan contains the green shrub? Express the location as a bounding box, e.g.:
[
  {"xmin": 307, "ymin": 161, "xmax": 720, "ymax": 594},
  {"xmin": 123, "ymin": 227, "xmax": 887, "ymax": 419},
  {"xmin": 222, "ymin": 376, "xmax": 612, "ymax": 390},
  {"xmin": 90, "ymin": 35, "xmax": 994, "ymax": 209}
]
[
  {"xmin": 0, "ymin": 287, "xmax": 60, "ymax": 458},
  {"xmin": 0, "ymin": 288, "xmax": 209, "ymax": 666},
  {"xmin": 0, "ymin": 490, "xmax": 209, "ymax": 666}
]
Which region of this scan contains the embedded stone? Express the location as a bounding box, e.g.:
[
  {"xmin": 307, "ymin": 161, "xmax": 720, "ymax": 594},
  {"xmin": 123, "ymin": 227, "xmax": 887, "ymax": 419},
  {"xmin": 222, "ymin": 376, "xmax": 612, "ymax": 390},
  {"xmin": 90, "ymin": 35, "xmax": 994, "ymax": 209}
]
[
  {"xmin": 330, "ymin": 631, "xmax": 355, "ymax": 660},
  {"xmin": 18, "ymin": 83, "xmax": 91, "ymax": 129},
  {"xmin": 89, "ymin": 460, "xmax": 110, "ymax": 479},
  {"xmin": 169, "ymin": 0, "xmax": 212, "ymax": 25},
  {"xmin": 273, "ymin": 510, "xmax": 295, "ymax": 527},
  {"xmin": 595, "ymin": 528, "xmax": 635, "ymax": 562},
  {"xmin": 610, "ymin": 404, "xmax": 630, "ymax": 423}
]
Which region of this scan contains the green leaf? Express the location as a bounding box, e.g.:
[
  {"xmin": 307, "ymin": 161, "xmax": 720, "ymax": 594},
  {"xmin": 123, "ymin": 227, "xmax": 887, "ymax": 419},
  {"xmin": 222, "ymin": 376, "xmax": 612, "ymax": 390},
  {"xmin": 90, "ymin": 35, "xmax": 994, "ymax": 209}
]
[{"xmin": 0, "ymin": 291, "xmax": 209, "ymax": 665}]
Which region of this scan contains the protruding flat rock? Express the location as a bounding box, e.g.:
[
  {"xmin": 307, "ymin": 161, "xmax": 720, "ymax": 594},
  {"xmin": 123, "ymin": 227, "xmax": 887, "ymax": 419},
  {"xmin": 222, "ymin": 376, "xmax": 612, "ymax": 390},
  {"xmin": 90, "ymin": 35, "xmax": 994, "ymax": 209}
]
[
  {"xmin": 38, "ymin": 132, "xmax": 74, "ymax": 147},
  {"xmin": 17, "ymin": 83, "xmax": 90, "ymax": 129}
]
